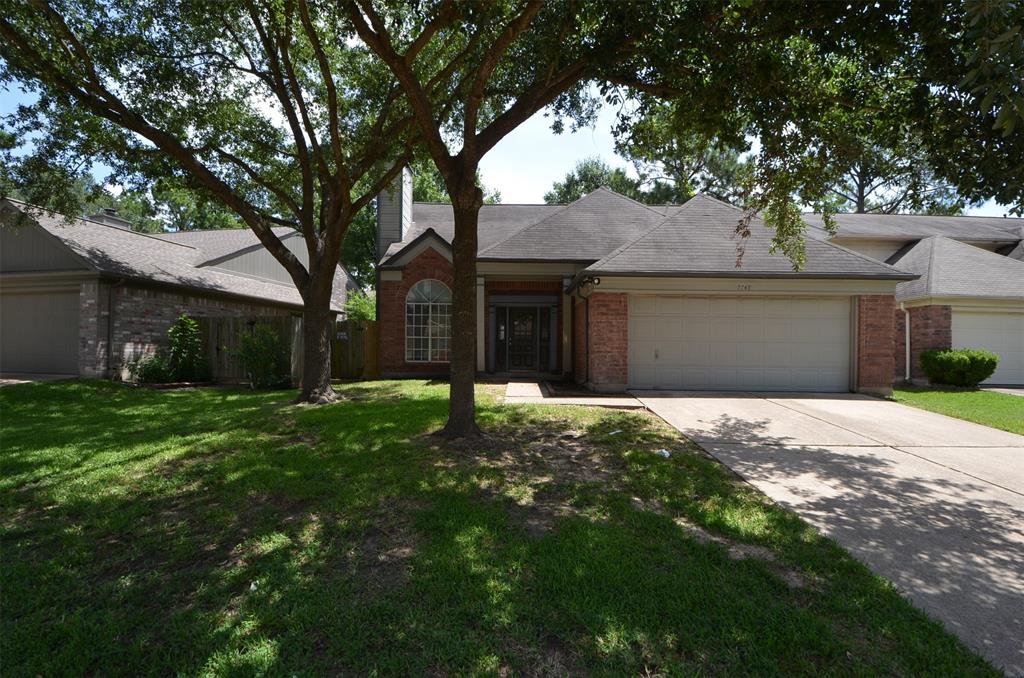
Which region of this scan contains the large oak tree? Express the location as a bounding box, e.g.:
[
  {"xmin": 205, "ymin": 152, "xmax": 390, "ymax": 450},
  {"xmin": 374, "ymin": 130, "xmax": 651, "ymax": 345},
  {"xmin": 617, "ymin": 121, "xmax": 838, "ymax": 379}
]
[
  {"xmin": 350, "ymin": 0, "xmax": 1022, "ymax": 437},
  {"xmin": 0, "ymin": 0, "xmax": 436, "ymax": 403}
]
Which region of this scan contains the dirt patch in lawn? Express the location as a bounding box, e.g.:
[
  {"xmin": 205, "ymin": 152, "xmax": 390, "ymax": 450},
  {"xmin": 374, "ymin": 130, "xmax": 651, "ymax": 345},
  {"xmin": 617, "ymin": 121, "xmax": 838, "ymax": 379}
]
[
  {"xmin": 351, "ymin": 499, "xmax": 422, "ymax": 599},
  {"xmin": 432, "ymin": 424, "xmax": 625, "ymax": 537}
]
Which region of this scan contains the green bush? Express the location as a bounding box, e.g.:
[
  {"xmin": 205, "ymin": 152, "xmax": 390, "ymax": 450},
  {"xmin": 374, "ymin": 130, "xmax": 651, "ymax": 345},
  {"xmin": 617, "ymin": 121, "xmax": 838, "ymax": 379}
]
[
  {"xmin": 127, "ymin": 353, "xmax": 175, "ymax": 384},
  {"xmin": 233, "ymin": 323, "xmax": 290, "ymax": 389},
  {"xmin": 919, "ymin": 348, "xmax": 999, "ymax": 387},
  {"xmin": 167, "ymin": 314, "xmax": 209, "ymax": 381},
  {"xmin": 343, "ymin": 289, "xmax": 376, "ymax": 322},
  {"xmin": 123, "ymin": 314, "xmax": 210, "ymax": 384}
]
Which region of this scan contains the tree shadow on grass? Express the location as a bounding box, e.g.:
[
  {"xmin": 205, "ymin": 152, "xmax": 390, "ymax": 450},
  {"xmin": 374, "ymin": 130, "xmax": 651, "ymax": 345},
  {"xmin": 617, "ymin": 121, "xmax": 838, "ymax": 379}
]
[{"xmin": 0, "ymin": 381, "xmax": 1001, "ymax": 676}]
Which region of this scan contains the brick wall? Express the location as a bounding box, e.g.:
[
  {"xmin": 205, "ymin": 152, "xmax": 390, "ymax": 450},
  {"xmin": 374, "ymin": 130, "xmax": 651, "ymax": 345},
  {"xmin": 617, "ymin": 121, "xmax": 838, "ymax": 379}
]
[
  {"xmin": 586, "ymin": 292, "xmax": 628, "ymax": 390},
  {"xmin": 857, "ymin": 294, "xmax": 896, "ymax": 395},
  {"xmin": 80, "ymin": 282, "xmax": 292, "ymax": 378},
  {"xmin": 893, "ymin": 304, "xmax": 952, "ymax": 381},
  {"xmin": 378, "ymin": 247, "xmax": 454, "ymax": 375}
]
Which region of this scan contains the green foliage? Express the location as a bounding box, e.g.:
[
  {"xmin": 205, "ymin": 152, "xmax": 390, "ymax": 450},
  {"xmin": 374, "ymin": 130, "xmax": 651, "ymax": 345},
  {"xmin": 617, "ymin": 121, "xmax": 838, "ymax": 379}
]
[
  {"xmin": 166, "ymin": 315, "xmax": 208, "ymax": 382},
  {"xmin": 343, "ymin": 290, "xmax": 376, "ymax": 322},
  {"xmin": 919, "ymin": 349, "xmax": 999, "ymax": 387},
  {"xmin": 544, "ymin": 157, "xmax": 647, "ymax": 204},
  {"xmin": 126, "ymin": 353, "xmax": 175, "ymax": 384},
  {"xmin": 233, "ymin": 324, "xmax": 290, "ymax": 389},
  {"xmin": 127, "ymin": 315, "xmax": 209, "ymax": 384}
]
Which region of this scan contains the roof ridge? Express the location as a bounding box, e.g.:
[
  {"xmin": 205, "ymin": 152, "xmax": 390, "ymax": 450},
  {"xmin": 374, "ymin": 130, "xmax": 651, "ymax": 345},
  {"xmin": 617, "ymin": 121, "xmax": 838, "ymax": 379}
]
[
  {"xmin": 5, "ymin": 197, "xmax": 199, "ymax": 251},
  {"xmin": 801, "ymin": 210, "xmax": 1023, "ymax": 221},
  {"xmin": 585, "ymin": 197, "xmax": 703, "ymax": 271},
  {"xmin": 594, "ymin": 186, "xmax": 671, "ymax": 217},
  {"xmin": 476, "ymin": 194, "xmax": 586, "ymax": 257}
]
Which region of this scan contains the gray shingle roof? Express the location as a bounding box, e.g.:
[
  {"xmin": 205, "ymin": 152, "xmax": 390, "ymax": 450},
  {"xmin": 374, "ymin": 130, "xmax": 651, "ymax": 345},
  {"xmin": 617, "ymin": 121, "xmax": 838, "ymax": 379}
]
[
  {"xmin": 155, "ymin": 226, "xmax": 298, "ymax": 263},
  {"xmin": 477, "ymin": 188, "xmax": 668, "ymax": 261},
  {"xmin": 889, "ymin": 236, "xmax": 1024, "ymax": 301},
  {"xmin": 802, "ymin": 212, "xmax": 1023, "ymax": 242},
  {"xmin": 586, "ymin": 194, "xmax": 915, "ymax": 279},
  {"xmin": 383, "ymin": 202, "xmax": 561, "ymax": 259},
  {"xmin": 4, "ymin": 200, "xmax": 345, "ymax": 312}
]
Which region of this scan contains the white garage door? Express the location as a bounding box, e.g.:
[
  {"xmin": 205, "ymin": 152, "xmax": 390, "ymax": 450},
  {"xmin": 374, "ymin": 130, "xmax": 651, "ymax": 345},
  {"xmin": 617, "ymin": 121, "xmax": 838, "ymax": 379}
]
[
  {"xmin": 629, "ymin": 295, "xmax": 852, "ymax": 391},
  {"xmin": 0, "ymin": 291, "xmax": 80, "ymax": 374},
  {"xmin": 952, "ymin": 311, "xmax": 1024, "ymax": 385}
]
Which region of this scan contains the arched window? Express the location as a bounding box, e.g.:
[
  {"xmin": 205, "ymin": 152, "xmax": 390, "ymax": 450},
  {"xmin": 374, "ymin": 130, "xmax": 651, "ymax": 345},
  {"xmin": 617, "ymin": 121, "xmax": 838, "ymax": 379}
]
[{"xmin": 406, "ymin": 279, "xmax": 452, "ymax": 362}]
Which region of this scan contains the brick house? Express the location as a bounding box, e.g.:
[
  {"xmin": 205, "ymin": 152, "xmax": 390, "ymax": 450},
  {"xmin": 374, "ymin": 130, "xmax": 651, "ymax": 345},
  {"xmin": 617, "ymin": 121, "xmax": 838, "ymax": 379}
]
[
  {"xmin": 0, "ymin": 199, "xmax": 352, "ymax": 378},
  {"xmin": 373, "ymin": 168, "xmax": 1023, "ymax": 395}
]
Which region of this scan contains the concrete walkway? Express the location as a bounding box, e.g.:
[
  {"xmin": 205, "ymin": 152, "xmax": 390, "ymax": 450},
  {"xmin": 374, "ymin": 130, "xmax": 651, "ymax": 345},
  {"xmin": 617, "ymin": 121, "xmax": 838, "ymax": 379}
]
[
  {"xmin": 503, "ymin": 381, "xmax": 642, "ymax": 408},
  {"xmin": 0, "ymin": 373, "xmax": 75, "ymax": 387},
  {"xmin": 634, "ymin": 391, "xmax": 1024, "ymax": 675}
]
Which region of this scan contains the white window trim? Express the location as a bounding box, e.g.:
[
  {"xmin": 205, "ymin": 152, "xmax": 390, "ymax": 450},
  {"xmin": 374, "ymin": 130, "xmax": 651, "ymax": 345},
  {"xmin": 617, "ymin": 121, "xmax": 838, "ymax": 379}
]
[{"xmin": 405, "ymin": 279, "xmax": 452, "ymax": 364}]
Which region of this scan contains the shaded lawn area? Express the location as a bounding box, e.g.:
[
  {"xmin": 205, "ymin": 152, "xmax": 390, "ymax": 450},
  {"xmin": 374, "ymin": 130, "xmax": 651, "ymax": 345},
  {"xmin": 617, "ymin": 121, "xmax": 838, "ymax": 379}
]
[
  {"xmin": 893, "ymin": 387, "xmax": 1024, "ymax": 435},
  {"xmin": 1, "ymin": 380, "xmax": 996, "ymax": 677}
]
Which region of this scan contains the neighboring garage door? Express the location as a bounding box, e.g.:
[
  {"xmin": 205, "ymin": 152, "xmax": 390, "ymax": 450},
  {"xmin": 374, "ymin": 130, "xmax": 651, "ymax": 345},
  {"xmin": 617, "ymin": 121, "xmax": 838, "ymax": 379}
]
[
  {"xmin": 952, "ymin": 311, "xmax": 1024, "ymax": 385},
  {"xmin": 0, "ymin": 291, "xmax": 80, "ymax": 374},
  {"xmin": 629, "ymin": 295, "xmax": 852, "ymax": 391}
]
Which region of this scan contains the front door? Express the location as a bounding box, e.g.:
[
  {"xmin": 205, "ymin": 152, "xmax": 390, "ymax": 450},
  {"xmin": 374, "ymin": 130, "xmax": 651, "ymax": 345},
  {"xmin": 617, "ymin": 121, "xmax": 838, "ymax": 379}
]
[{"xmin": 508, "ymin": 308, "xmax": 537, "ymax": 370}]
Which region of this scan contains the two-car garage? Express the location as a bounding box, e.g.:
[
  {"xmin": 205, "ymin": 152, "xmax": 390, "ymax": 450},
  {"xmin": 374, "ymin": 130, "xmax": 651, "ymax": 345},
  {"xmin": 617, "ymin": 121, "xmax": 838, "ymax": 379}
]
[{"xmin": 629, "ymin": 294, "xmax": 853, "ymax": 392}]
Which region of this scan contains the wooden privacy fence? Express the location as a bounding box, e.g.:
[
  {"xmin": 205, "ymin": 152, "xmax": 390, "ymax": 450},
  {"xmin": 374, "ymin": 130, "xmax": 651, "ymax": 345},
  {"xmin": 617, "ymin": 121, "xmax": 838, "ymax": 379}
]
[
  {"xmin": 332, "ymin": 319, "xmax": 379, "ymax": 380},
  {"xmin": 197, "ymin": 315, "xmax": 301, "ymax": 384}
]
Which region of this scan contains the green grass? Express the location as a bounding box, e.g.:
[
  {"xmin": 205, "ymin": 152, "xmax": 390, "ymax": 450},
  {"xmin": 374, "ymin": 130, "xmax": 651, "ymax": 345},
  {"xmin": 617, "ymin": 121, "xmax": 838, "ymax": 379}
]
[
  {"xmin": 1, "ymin": 380, "xmax": 996, "ymax": 676},
  {"xmin": 893, "ymin": 387, "xmax": 1024, "ymax": 435}
]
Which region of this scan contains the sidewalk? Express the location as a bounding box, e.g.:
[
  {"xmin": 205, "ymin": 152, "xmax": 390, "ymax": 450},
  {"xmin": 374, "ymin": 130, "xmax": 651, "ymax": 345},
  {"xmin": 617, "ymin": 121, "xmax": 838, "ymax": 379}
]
[{"xmin": 503, "ymin": 381, "xmax": 643, "ymax": 409}]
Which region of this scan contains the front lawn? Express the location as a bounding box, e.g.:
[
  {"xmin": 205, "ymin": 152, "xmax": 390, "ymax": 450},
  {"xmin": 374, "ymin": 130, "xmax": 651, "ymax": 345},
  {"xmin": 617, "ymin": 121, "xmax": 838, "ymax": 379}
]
[
  {"xmin": 1, "ymin": 380, "xmax": 995, "ymax": 676},
  {"xmin": 893, "ymin": 387, "xmax": 1024, "ymax": 435}
]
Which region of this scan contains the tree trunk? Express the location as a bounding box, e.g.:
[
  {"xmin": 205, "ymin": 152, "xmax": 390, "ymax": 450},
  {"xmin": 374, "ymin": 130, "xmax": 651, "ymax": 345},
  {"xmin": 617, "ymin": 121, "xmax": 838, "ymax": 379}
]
[
  {"xmin": 442, "ymin": 193, "xmax": 483, "ymax": 438},
  {"xmin": 297, "ymin": 276, "xmax": 338, "ymax": 404}
]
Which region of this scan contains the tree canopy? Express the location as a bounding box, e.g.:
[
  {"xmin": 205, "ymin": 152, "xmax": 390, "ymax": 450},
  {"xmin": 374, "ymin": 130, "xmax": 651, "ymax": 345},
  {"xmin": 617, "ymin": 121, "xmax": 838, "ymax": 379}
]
[{"xmin": 0, "ymin": 0, "xmax": 432, "ymax": 402}]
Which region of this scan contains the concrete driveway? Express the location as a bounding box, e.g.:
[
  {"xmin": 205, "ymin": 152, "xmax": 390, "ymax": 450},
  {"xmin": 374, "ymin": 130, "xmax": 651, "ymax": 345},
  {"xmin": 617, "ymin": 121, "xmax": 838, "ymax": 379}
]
[{"xmin": 634, "ymin": 391, "xmax": 1024, "ymax": 675}]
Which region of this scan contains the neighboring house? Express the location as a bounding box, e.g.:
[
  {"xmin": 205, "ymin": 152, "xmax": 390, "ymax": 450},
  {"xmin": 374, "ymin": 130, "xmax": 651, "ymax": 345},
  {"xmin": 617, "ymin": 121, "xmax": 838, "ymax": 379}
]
[
  {"xmin": 804, "ymin": 213, "xmax": 1024, "ymax": 386},
  {"xmin": 376, "ymin": 169, "xmax": 920, "ymax": 394},
  {"xmin": 0, "ymin": 199, "xmax": 352, "ymax": 378}
]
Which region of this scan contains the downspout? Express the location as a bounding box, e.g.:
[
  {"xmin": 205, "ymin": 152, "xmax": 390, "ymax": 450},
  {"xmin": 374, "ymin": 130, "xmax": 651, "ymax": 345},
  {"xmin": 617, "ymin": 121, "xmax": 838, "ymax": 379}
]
[{"xmin": 900, "ymin": 302, "xmax": 910, "ymax": 382}]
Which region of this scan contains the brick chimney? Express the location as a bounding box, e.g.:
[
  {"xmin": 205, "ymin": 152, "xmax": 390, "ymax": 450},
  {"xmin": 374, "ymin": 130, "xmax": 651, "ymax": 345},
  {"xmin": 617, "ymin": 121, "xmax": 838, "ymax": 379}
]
[{"xmin": 376, "ymin": 166, "xmax": 413, "ymax": 260}]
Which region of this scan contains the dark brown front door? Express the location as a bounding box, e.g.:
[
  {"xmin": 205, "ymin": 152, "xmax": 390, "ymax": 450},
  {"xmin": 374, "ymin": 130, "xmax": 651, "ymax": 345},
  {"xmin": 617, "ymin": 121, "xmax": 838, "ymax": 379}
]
[{"xmin": 508, "ymin": 308, "xmax": 537, "ymax": 370}]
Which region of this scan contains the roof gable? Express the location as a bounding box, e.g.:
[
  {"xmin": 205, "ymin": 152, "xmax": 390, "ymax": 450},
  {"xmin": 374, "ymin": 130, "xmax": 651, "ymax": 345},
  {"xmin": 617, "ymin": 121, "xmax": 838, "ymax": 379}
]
[
  {"xmin": 381, "ymin": 228, "xmax": 452, "ymax": 268},
  {"xmin": 478, "ymin": 188, "xmax": 667, "ymax": 261},
  {"xmin": 586, "ymin": 194, "xmax": 914, "ymax": 280},
  {"xmin": 891, "ymin": 236, "xmax": 1024, "ymax": 301}
]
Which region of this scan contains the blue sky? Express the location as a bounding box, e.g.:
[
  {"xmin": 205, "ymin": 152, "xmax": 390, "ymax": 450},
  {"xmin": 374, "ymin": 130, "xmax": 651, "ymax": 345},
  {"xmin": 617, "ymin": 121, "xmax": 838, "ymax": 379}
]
[{"xmin": 2, "ymin": 82, "xmax": 1010, "ymax": 216}]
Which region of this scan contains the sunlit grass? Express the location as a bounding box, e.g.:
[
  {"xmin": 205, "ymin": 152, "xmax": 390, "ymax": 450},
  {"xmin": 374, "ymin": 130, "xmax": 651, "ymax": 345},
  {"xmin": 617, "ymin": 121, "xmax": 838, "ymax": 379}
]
[
  {"xmin": 1, "ymin": 380, "xmax": 995, "ymax": 676},
  {"xmin": 894, "ymin": 387, "xmax": 1024, "ymax": 435}
]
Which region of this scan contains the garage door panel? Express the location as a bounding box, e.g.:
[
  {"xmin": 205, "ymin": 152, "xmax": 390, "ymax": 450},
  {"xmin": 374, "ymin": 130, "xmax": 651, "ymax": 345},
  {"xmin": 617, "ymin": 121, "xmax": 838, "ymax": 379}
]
[
  {"xmin": 630, "ymin": 295, "xmax": 851, "ymax": 392},
  {"xmin": 1, "ymin": 291, "xmax": 80, "ymax": 374},
  {"xmin": 953, "ymin": 311, "xmax": 1024, "ymax": 385}
]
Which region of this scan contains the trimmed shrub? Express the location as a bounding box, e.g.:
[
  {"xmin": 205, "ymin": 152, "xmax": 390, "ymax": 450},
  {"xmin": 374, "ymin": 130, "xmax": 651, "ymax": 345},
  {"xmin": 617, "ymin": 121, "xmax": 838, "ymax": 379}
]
[
  {"xmin": 127, "ymin": 353, "xmax": 175, "ymax": 384},
  {"xmin": 233, "ymin": 323, "xmax": 290, "ymax": 389},
  {"xmin": 167, "ymin": 314, "xmax": 209, "ymax": 381},
  {"xmin": 919, "ymin": 348, "xmax": 999, "ymax": 387}
]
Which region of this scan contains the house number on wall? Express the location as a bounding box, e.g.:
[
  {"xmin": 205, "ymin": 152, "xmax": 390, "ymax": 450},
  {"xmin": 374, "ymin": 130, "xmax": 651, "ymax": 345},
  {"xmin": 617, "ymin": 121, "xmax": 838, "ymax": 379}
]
[{"xmin": 736, "ymin": 284, "xmax": 752, "ymax": 292}]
